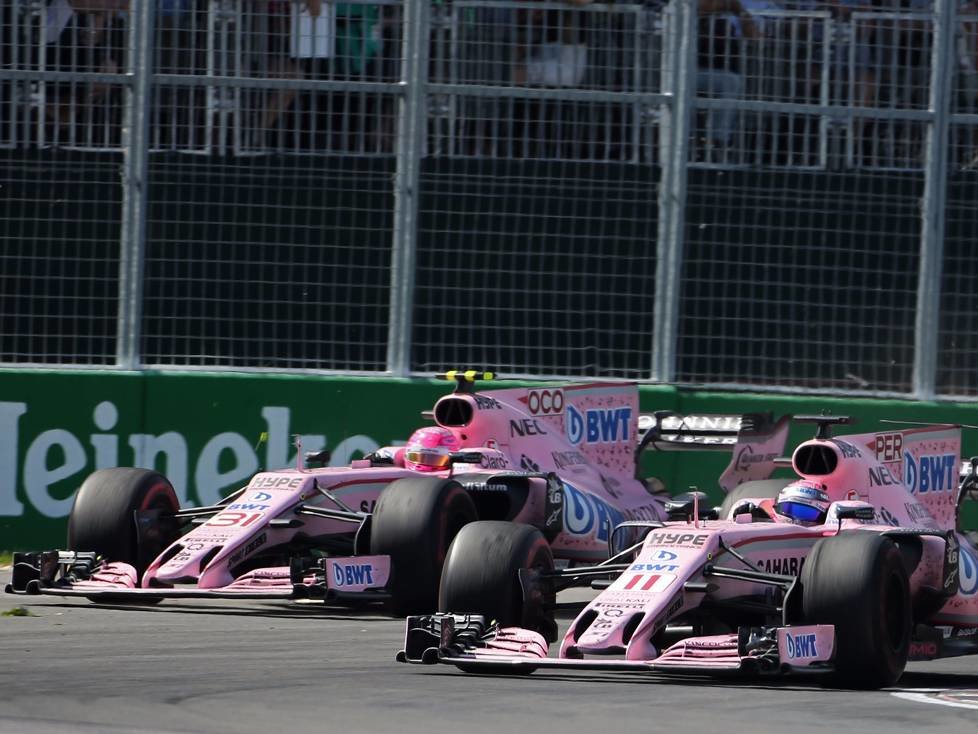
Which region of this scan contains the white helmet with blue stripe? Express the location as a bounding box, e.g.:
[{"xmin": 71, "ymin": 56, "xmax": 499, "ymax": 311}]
[{"xmin": 776, "ymin": 480, "xmax": 830, "ymax": 525}]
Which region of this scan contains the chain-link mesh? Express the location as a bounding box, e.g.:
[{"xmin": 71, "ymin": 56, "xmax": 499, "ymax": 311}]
[
  {"xmin": 2, "ymin": 1, "xmax": 977, "ymax": 397},
  {"xmin": 139, "ymin": 1, "xmax": 402, "ymax": 370},
  {"xmin": 0, "ymin": 1, "xmax": 129, "ymax": 365},
  {"xmin": 412, "ymin": 2, "xmax": 669, "ymax": 378},
  {"xmin": 939, "ymin": 11, "xmax": 978, "ymax": 397}
]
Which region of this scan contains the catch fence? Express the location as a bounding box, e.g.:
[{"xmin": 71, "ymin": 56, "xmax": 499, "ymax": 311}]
[{"xmin": 1, "ymin": 0, "xmax": 976, "ymax": 398}]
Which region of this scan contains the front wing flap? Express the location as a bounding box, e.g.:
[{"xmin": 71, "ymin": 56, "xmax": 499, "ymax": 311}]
[
  {"xmin": 398, "ymin": 614, "xmax": 835, "ymax": 676},
  {"xmin": 6, "ymin": 550, "xmax": 394, "ymax": 604}
]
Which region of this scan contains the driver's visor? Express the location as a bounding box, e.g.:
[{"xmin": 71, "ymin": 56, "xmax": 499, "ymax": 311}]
[
  {"xmin": 405, "ymin": 449, "xmax": 452, "ymax": 468},
  {"xmin": 776, "ymin": 501, "xmax": 825, "ymax": 523}
]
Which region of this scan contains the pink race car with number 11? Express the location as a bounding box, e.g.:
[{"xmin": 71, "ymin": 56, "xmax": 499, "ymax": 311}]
[
  {"xmin": 7, "ymin": 372, "xmax": 788, "ymax": 614},
  {"xmin": 400, "ymin": 415, "xmax": 978, "ymax": 688}
]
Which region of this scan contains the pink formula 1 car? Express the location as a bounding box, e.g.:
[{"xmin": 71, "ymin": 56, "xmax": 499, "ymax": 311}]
[
  {"xmin": 6, "ymin": 372, "xmax": 788, "ymax": 614},
  {"xmin": 399, "ymin": 416, "xmax": 978, "ymax": 688}
]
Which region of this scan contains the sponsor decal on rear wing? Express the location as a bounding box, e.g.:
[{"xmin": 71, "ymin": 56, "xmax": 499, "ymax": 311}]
[
  {"xmin": 638, "ymin": 412, "xmax": 788, "ymax": 452},
  {"xmin": 636, "ymin": 412, "xmax": 791, "ymax": 492}
]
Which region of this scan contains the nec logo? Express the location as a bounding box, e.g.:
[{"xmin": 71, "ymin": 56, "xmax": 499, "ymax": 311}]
[
  {"xmin": 785, "ymin": 632, "xmax": 818, "ymax": 660},
  {"xmin": 332, "ymin": 563, "xmax": 375, "ymax": 587},
  {"xmin": 566, "ymin": 405, "xmax": 632, "ymax": 445},
  {"xmin": 510, "ymin": 419, "xmax": 548, "ymax": 438}
]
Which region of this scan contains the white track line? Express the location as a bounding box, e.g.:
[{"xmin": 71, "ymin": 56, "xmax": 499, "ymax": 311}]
[{"xmin": 891, "ymin": 691, "xmax": 978, "ymax": 711}]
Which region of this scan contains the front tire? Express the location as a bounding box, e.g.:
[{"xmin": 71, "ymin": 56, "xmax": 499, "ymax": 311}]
[
  {"xmin": 67, "ymin": 468, "xmax": 180, "ymax": 577},
  {"xmin": 439, "ymin": 521, "xmax": 555, "ymax": 633},
  {"xmin": 369, "ymin": 476, "xmax": 477, "ymax": 615},
  {"xmin": 801, "ymin": 532, "xmax": 912, "ymax": 688}
]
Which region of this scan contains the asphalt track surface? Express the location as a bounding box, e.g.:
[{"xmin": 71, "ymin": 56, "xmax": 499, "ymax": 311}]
[{"xmin": 1, "ymin": 571, "xmax": 976, "ymax": 734}]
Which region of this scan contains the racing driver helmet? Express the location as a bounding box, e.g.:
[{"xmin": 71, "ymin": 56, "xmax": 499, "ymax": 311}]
[
  {"xmin": 775, "ymin": 480, "xmax": 830, "ymax": 526},
  {"xmin": 404, "ymin": 427, "xmax": 460, "ymax": 472}
]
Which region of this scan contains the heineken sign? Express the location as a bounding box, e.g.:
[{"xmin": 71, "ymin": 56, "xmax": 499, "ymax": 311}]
[{"xmin": 0, "ymin": 371, "xmax": 443, "ymax": 548}]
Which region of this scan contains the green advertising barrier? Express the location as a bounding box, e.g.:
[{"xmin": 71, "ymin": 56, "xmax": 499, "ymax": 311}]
[
  {"xmin": 1, "ymin": 370, "xmax": 446, "ymax": 549},
  {"xmin": 2, "ymin": 369, "xmax": 977, "ymax": 550}
]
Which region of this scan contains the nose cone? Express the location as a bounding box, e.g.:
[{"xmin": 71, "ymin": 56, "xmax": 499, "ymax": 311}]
[
  {"xmin": 575, "ymin": 611, "xmax": 635, "ymax": 651},
  {"xmin": 143, "ymin": 538, "xmax": 232, "ymax": 588}
]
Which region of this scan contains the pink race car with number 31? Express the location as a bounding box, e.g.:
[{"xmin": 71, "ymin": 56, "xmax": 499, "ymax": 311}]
[{"xmin": 7, "ymin": 372, "xmax": 787, "ymax": 616}]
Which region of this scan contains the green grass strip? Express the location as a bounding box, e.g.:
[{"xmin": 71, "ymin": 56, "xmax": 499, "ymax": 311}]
[{"xmin": 1, "ymin": 607, "xmax": 36, "ymax": 617}]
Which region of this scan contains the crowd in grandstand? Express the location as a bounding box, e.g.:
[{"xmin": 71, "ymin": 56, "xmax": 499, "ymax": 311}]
[{"xmin": 6, "ymin": 0, "xmax": 978, "ymax": 167}]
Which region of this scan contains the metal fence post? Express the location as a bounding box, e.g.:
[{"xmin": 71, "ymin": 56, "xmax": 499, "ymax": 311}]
[
  {"xmin": 387, "ymin": 0, "xmax": 429, "ymax": 376},
  {"xmin": 116, "ymin": 4, "xmax": 155, "ymax": 370},
  {"xmin": 914, "ymin": 0, "xmax": 955, "ymax": 399},
  {"xmin": 651, "ymin": 0, "xmax": 695, "ymax": 382}
]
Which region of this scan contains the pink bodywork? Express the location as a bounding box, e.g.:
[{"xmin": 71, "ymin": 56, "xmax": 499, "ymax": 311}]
[
  {"xmin": 56, "ymin": 381, "xmax": 775, "ymax": 601},
  {"xmin": 140, "ymin": 468, "xmax": 408, "ymax": 594},
  {"xmin": 436, "ymin": 422, "xmax": 978, "ymax": 673}
]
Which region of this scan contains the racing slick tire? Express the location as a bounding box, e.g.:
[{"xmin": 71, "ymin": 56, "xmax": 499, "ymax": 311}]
[
  {"xmin": 801, "ymin": 532, "xmax": 912, "ymax": 688},
  {"xmin": 719, "ymin": 478, "xmax": 792, "ymax": 520},
  {"xmin": 370, "ymin": 476, "xmax": 477, "ymax": 615},
  {"xmin": 439, "ymin": 521, "xmax": 555, "ymax": 634},
  {"xmin": 67, "ymin": 468, "xmax": 181, "ymax": 578}
]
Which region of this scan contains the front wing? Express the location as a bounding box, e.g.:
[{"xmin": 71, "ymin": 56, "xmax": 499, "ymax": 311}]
[
  {"xmin": 5, "ymin": 550, "xmax": 393, "ymax": 604},
  {"xmin": 398, "ymin": 614, "xmax": 836, "ymax": 677}
]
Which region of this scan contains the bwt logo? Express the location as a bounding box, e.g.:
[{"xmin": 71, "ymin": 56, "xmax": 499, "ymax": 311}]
[
  {"xmin": 566, "ymin": 405, "xmax": 632, "ymax": 446},
  {"xmin": 652, "ymin": 550, "xmax": 678, "ymax": 562},
  {"xmin": 961, "ymin": 546, "xmax": 978, "ymax": 596},
  {"xmin": 333, "ymin": 563, "xmax": 375, "ymax": 587},
  {"xmin": 905, "ymin": 452, "xmax": 957, "ymax": 493},
  {"xmin": 785, "ymin": 632, "xmax": 818, "ymax": 660},
  {"xmin": 631, "ymin": 562, "xmax": 679, "ymax": 572},
  {"xmin": 563, "ymin": 481, "xmax": 624, "ymax": 543}
]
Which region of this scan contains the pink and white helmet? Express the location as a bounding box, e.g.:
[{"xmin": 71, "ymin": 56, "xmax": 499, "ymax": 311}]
[{"xmin": 404, "ymin": 427, "xmax": 460, "ymax": 472}]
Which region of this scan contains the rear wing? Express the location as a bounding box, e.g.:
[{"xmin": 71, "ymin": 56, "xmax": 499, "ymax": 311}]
[
  {"xmin": 637, "ymin": 412, "xmax": 792, "ymax": 492},
  {"xmin": 637, "ymin": 412, "xmax": 781, "ymax": 452}
]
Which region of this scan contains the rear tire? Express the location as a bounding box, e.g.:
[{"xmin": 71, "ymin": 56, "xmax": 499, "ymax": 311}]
[
  {"xmin": 369, "ymin": 476, "xmax": 477, "ymax": 615},
  {"xmin": 719, "ymin": 478, "xmax": 792, "ymax": 519},
  {"xmin": 67, "ymin": 468, "xmax": 180, "ymax": 577},
  {"xmin": 801, "ymin": 532, "xmax": 911, "ymax": 688},
  {"xmin": 439, "ymin": 521, "xmax": 554, "ymax": 632}
]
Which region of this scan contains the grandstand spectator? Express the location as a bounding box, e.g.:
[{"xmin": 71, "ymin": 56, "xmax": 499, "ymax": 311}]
[
  {"xmin": 822, "ymin": 0, "xmax": 931, "ymax": 163},
  {"xmin": 956, "ymin": 0, "xmax": 978, "ymax": 165},
  {"xmin": 272, "ymin": 1, "xmax": 398, "ymax": 153},
  {"xmin": 696, "ymin": 0, "xmax": 760, "ymax": 154},
  {"xmin": 42, "ymin": 0, "xmax": 128, "ymax": 145},
  {"xmin": 249, "ymin": 0, "xmax": 391, "ymax": 152},
  {"xmin": 509, "ymin": 0, "xmax": 598, "ymax": 158},
  {"xmin": 513, "ymin": 0, "xmax": 594, "ymax": 88},
  {"xmin": 253, "ymin": 1, "xmax": 312, "ymax": 148}
]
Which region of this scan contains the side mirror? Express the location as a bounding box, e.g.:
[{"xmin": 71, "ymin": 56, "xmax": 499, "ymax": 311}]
[
  {"xmin": 665, "ymin": 491, "xmax": 719, "ymax": 521},
  {"xmin": 608, "ymin": 521, "xmax": 660, "ymax": 558},
  {"xmin": 834, "ymin": 505, "xmax": 875, "ymax": 521},
  {"xmin": 449, "ymin": 451, "xmax": 485, "ymax": 465},
  {"xmin": 731, "ymin": 501, "xmax": 772, "ymax": 522},
  {"xmin": 304, "ymin": 449, "xmax": 331, "ymax": 467}
]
